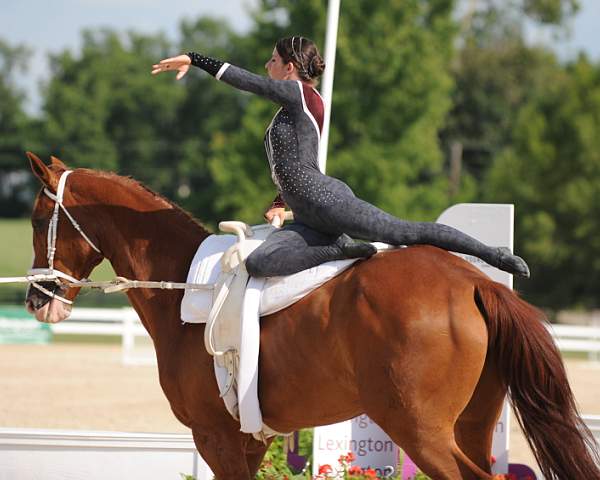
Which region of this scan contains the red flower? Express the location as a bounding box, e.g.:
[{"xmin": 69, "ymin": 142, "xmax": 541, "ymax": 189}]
[
  {"xmin": 346, "ymin": 451, "xmax": 356, "ymax": 463},
  {"xmin": 490, "ymin": 455, "xmax": 497, "ymax": 464},
  {"xmin": 338, "ymin": 454, "xmax": 347, "ymax": 465},
  {"xmin": 347, "ymin": 465, "xmax": 363, "ymax": 476},
  {"xmin": 364, "ymin": 468, "xmax": 378, "ymax": 478},
  {"xmin": 318, "ymin": 464, "xmax": 333, "ymax": 475}
]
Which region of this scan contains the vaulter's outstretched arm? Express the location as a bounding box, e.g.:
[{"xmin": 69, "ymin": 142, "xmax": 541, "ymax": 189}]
[{"xmin": 186, "ymin": 52, "xmax": 302, "ymax": 109}]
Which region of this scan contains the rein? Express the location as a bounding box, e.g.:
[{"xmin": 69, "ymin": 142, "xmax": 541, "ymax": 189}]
[{"xmin": 0, "ymin": 170, "xmax": 212, "ymax": 301}]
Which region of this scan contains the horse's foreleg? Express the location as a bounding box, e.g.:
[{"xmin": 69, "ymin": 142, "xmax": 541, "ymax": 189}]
[
  {"xmin": 192, "ymin": 427, "xmax": 252, "ymax": 480},
  {"xmin": 245, "ymin": 437, "xmax": 273, "ymax": 477}
]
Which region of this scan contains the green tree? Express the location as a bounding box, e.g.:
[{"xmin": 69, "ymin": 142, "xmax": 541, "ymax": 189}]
[
  {"xmin": 327, "ymin": 0, "xmax": 456, "ymax": 220},
  {"xmin": 42, "ymin": 29, "xmax": 185, "ymax": 194},
  {"xmin": 440, "ymin": 0, "xmax": 595, "ymax": 308},
  {"xmin": 0, "ymin": 39, "xmax": 34, "ymax": 217},
  {"xmin": 485, "ymin": 55, "xmax": 600, "ymax": 308},
  {"xmin": 442, "ymin": 0, "xmax": 580, "ymax": 200},
  {"xmin": 174, "ymin": 17, "xmax": 250, "ymax": 224},
  {"xmin": 39, "ymin": 22, "xmax": 252, "ymax": 228},
  {"xmin": 442, "ymin": 36, "xmax": 560, "ymax": 196}
]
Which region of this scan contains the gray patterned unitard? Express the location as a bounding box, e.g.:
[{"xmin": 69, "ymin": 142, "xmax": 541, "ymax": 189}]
[{"xmin": 187, "ymin": 53, "xmax": 529, "ymax": 278}]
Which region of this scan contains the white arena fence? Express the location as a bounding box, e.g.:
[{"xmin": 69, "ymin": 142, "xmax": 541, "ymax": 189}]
[
  {"xmin": 546, "ymin": 324, "xmax": 600, "ymax": 362},
  {"xmin": 48, "ymin": 307, "xmax": 153, "ymax": 366},
  {"xmin": 586, "ymin": 415, "xmax": 600, "ymax": 446},
  {"xmin": 0, "ymin": 428, "xmax": 212, "ymax": 480},
  {"xmin": 39, "ymin": 307, "xmax": 600, "ymax": 365},
  {"xmin": 0, "ymin": 419, "xmax": 598, "ymax": 480}
]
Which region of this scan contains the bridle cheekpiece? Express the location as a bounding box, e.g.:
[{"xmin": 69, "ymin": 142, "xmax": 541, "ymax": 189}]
[{"xmin": 27, "ymin": 170, "xmax": 102, "ymax": 305}]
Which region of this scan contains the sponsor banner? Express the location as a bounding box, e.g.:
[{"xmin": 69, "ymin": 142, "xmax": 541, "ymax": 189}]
[{"xmin": 313, "ymin": 416, "xmax": 398, "ymax": 477}]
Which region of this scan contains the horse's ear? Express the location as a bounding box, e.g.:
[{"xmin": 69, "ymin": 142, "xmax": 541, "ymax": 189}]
[
  {"xmin": 27, "ymin": 151, "xmax": 59, "ymax": 191},
  {"xmin": 50, "ymin": 155, "xmax": 68, "ymax": 170}
]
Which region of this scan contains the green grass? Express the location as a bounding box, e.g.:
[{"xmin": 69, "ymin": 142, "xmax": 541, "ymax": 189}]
[
  {"xmin": 0, "ymin": 218, "xmax": 127, "ymax": 306},
  {"xmin": 0, "ymin": 218, "xmax": 37, "ymax": 277}
]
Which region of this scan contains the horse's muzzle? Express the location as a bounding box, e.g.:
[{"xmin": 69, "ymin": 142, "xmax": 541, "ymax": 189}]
[{"xmin": 25, "ymin": 281, "xmax": 64, "ymax": 312}]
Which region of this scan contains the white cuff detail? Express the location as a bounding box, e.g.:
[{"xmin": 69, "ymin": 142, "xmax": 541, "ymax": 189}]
[{"xmin": 215, "ymin": 63, "xmax": 231, "ymax": 81}]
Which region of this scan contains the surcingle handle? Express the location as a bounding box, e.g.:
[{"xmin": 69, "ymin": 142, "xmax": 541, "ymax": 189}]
[{"xmin": 219, "ymin": 221, "xmax": 254, "ymax": 241}]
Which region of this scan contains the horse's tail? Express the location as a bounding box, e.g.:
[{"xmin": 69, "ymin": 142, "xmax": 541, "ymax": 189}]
[{"xmin": 475, "ymin": 279, "xmax": 600, "ymax": 480}]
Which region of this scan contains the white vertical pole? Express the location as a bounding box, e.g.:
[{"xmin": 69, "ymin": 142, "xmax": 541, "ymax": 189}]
[{"xmin": 318, "ymin": 0, "xmax": 341, "ymax": 174}]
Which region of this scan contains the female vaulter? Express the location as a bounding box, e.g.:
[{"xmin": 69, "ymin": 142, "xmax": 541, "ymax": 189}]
[{"xmin": 152, "ymin": 36, "xmax": 529, "ymax": 278}]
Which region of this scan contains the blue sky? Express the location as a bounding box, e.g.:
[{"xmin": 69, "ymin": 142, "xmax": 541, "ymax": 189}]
[{"xmin": 4, "ymin": 0, "xmax": 599, "ymax": 114}]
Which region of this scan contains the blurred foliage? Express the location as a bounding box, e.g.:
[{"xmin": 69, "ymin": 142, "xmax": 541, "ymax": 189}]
[
  {"xmin": 0, "ymin": 0, "xmax": 598, "ymax": 308},
  {"xmin": 0, "ymin": 39, "xmax": 38, "ymax": 216},
  {"xmin": 485, "ymin": 54, "xmax": 600, "ymax": 308}
]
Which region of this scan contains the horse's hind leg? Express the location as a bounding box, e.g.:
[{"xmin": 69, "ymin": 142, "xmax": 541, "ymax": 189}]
[
  {"xmin": 355, "ymin": 295, "xmax": 492, "ymax": 478},
  {"xmin": 362, "ymin": 365, "xmax": 494, "ymax": 479},
  {"xmin": 454, "ymin": 356, "xmax": 506, "ymax": 474},
  {"xmin": 382, "ymin": 420, "xmax": 493, "ymax": 479}
]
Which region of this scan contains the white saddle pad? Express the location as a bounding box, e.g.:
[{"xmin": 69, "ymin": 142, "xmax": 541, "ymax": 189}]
[{"xmin": 180, "ymin": 233, "xmax": 359, "ymax": 324}]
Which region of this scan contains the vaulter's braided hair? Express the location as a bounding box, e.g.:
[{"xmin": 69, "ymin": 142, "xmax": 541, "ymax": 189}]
[{"xmin": 275, "ymin": 36, "xmax": 325, "ymax": 84}]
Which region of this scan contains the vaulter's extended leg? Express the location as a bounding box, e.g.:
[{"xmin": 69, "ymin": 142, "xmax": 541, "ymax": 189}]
[
  {"xmin": 290, "ymin": 178, "xmax": 529, "ymax": 277},
  {"xmin": 246, "ymin": 222, "xmax": 375, "ymax": 277}
]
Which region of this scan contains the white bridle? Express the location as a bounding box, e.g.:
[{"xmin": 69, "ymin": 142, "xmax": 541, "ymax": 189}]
[{"xmin": 27, "ymin": 170, "xmax": 102, "ymax": 305}]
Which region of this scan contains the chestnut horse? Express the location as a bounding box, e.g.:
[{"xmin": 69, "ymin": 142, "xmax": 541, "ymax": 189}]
[{"xmin": 24, "ymin": 153, "xmax": 599, "ymax": 480}]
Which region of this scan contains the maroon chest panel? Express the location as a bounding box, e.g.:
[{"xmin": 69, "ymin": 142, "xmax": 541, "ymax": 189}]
[{"xmin": 301, "ymin": 83, "xmax": 324, "ymax": 134}]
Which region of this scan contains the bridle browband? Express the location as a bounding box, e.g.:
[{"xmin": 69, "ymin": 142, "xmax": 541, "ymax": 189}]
[{"xmin": 27, "ymin": 170, "xmax": 102, "ymax": 305}]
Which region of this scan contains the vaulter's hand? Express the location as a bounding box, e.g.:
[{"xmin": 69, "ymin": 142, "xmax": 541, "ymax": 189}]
[
  {"xmin": 265, "ymin": 208, "xmax": 286, "ymax": 227},
  {"xmin": 151, "ymin": 54, "xmax": 191, "ymax": 80}
]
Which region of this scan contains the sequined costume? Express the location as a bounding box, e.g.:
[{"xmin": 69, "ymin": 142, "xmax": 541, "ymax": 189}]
[{"xmin": 187, "ymin": 53, "xmax": 530, "ymax": 278}]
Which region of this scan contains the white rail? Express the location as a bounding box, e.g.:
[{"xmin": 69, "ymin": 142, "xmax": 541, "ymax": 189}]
[
  {"xmin": 5, "ymin": 306, "xmax": 600, "ymax": 365},
  {"xmin": 0, "ymin": 419, "xmax": 598, "ymax": 479},
  {"xmin": 583, "ymin": 415, "xmax": 600, "ymax": 443},
  {"xmin": 49, "ymin": 307, "xmax": 153, "ymax": 366},
  {"xmin": 0, "ymin": 427, "xmax": 212, "ymax": 480},
  {"xmin": 546, "ymin": 324, "xmax": 600, "ymax": 362}
]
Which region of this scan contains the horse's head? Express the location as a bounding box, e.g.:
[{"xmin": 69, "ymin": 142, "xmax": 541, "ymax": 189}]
[{"xmin": 25, "ymin": 152, "xmax": 104, "ymax": 323}]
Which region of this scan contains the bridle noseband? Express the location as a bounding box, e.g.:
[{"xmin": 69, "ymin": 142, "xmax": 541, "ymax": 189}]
[{"xmin": 28, "ymin": 170, "xmax": 102, "ymax": 305}]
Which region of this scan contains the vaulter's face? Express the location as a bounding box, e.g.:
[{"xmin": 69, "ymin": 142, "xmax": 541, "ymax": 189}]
[{"xmin": 265, "ymin": 47, "xmax": 290, "ymax": 80}]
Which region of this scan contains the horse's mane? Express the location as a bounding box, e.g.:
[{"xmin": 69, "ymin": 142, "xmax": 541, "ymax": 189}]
[{"xmin": 79, "ymin": 169, "xmax": 213, "ymax": 235}]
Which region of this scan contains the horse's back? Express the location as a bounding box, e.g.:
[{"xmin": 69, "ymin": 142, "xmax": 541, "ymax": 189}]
[{"xmin": 335, "ymin": 245, "xmax": 486, "ymax": 325}]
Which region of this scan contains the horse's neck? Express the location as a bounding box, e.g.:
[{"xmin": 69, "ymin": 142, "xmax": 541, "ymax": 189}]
[{"xmin": 95, "ymin": 177, "xmax": 210, "ymax": 340}]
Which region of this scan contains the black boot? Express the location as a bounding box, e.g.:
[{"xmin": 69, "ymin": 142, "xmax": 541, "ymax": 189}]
[
  {"xmin": 335, "ymin": 234, "xmax": 377, "ymax": 260},
  {"xmin": 496, "ymin": 247, "xmax": 530, "ymax": 278}
]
